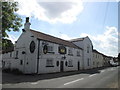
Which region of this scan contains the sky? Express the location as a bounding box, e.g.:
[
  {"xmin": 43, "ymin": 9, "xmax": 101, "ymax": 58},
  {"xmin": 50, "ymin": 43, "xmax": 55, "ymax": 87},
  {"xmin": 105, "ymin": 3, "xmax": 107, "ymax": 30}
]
[{"xmin": 7, "ymin": 0, "xmax": 118, "ymax": 57}]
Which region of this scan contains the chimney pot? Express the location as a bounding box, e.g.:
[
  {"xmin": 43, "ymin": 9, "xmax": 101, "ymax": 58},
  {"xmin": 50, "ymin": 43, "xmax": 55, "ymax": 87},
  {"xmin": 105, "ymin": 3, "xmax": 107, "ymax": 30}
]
[{"xmin": 26, "ymin": 17, "xmax": 29, "ymax": 23}]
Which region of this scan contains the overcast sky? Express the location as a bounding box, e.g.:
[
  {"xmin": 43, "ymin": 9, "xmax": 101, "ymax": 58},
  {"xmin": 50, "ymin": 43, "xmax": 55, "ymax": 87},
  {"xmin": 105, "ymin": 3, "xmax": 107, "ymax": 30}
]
[{"xmin": 7, "ymin": 0, "xmax": 119, "ymax": 57}]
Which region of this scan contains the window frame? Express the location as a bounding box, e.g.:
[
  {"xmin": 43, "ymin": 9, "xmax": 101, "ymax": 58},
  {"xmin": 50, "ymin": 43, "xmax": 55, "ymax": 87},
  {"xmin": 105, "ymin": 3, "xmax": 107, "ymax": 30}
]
[
  {"xmin": 47, "ymin": 45, "xmax": 54, "ymax": 54},
  {"xmin": 68, "ymin": 60, "xmax": 73, "ymax": 67},
  {"xmin": 46, "ymin": 58, "xmax": 54, "ymax": 67},
  {"xmin": 68, "ymin": 48, "xmax": 73, "ymax": 56}
]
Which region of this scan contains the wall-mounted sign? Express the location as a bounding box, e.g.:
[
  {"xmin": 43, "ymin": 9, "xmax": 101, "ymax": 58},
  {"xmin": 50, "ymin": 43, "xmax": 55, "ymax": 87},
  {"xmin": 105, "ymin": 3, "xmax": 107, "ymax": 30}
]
[
  {"xmin": 30, "ymin": 41, "xmax": 35, "ymax": 53},
  {"xmin": 58, "ymin": 46, "xmax": 66, "ymax": 54},
  {"xmin": 43, "ymin": 45, "xmax": 48, "ymax": 54}
]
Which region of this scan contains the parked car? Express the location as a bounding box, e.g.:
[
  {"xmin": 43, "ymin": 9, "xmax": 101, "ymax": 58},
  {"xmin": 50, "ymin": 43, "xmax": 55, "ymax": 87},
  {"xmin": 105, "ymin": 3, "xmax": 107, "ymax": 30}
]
[{"xmin": 110, "ymin": 62, "xmax": 117, "ymax": 67}]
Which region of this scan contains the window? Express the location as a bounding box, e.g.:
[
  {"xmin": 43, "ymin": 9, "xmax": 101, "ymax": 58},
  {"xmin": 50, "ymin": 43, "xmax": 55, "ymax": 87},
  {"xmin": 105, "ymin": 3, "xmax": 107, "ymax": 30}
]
[
  {"xmin": 10, "ymin": 52, "xmax": 12, "ymax": 57},
  {"xmin": 93, "ymin": 61, "xmax": 95, "ymax": 65},
  {"xmin": 87, "ymin": 45, "xmax": 89, "ymax": 53},
  {"xmin": 68, "ymin": 60, "xmax": 73, "ymax": 67},
  {"xmin": 48, "ymin": 46, "xmax": 54, "ymax": 53},
  {"xmin": 87, "ymin": 58, "xmax": 89, "ymax": 66},
  {"xmin": 15, "ymin": 51, "xmax": 18, "ymax": 59},
  {"xmin": 65, "ymin": 61, "xmax": 68, "ymax": 66},
  {"xmin": 46, "ymin": 59, "xmax": 54, "ymax": 67},
  {"xmin": 68, "ymin": 48, "xmax": 73, "ymax": 56},
  {"xmin": 77, "ymin": 51, "xmax": 80, "ymax": 56}
]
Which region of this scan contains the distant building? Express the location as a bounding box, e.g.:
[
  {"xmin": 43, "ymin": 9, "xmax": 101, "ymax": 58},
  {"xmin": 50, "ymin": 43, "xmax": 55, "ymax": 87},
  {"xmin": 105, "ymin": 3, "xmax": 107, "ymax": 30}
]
[{"xmin": 93, "ymin": 49, "xmax": 104, "ymax": 68}]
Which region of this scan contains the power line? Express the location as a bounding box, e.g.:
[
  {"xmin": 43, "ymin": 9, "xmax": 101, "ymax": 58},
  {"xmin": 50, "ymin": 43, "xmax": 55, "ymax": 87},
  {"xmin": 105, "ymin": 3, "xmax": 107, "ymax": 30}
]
[{"xmin": 102, "ymin": 1, "xmax": 109, "ymax": 30}]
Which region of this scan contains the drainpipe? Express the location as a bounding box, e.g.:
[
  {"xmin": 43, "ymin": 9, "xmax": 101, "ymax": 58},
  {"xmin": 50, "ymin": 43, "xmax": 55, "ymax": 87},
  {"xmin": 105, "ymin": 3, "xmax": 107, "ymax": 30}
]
[{"xmin": 36, "ymin": 39, "xmax": 40, "ymax": 74}]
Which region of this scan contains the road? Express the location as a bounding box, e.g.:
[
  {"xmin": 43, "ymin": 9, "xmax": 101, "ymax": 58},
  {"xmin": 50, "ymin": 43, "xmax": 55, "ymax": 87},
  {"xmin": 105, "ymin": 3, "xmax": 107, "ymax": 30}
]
[{"xmin": 2, "ymin": 66, "xmax": 119, "ymax": 88}]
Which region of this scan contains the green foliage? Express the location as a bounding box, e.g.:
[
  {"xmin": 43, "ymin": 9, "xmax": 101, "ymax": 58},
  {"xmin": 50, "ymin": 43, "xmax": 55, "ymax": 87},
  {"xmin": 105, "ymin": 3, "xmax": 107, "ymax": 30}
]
[
  {"xmin": 2, "ymin": 2, "xmax": 22, "ymax": 38},
  {"xmin": 1, "ymin": 2, "xmax": 22, "ymax": 53},
  {"xmin": 2, "ymin": 38, "xmax": 14, "ymax": 53}
]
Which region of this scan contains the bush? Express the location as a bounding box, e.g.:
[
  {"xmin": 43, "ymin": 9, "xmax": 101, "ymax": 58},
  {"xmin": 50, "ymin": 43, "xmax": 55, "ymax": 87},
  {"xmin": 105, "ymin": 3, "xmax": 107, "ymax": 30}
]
[
  {"xmin": 11, "ymin": 68, "xmax": 23, "ymax": 74},
  {"xmin": 3, "ymin": 68, "xmax": 23, "ymax": 74}
]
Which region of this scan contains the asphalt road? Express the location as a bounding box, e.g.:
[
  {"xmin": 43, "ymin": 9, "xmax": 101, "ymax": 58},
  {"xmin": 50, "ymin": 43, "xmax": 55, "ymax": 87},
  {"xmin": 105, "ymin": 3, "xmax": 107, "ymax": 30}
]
[{"xmin": 2, "ymin": 66, "xmax": 119, "ymax": 88}]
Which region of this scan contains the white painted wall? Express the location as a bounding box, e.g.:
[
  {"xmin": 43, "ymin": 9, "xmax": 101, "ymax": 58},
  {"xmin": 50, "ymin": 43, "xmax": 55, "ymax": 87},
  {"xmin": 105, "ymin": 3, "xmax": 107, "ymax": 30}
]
[
  {"xmin": 72, "ymin": 37, "xmax": 93, "ymax": 69},
  {"xmin": 37, "ymin": 41, "xmax": 83, "ymax": 74},
  {"xmin": 14, "ymin": 30, "xmax": 38, "ymax": 74},
  {"xmin": 93, "ymin": 52, "xmax": 104, "ymax": 68}
]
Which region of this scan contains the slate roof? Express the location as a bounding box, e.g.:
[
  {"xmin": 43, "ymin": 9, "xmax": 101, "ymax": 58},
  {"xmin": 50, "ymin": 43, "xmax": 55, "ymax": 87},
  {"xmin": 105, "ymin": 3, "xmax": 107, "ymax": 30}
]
[
  {"xmin": 30, "ymin": 29, "xmax": 83, "ymax": 50},
  {"xmin": 69, "ymin": 37, "xmax": 85, "ymax": 42}
]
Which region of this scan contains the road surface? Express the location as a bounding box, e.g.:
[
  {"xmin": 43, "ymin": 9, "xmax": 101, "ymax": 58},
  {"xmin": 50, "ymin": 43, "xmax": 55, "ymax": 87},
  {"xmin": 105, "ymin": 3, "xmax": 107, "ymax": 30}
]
[{"xmin": 2, "ymin": 66, "xmax": 119, "ymax": 88}]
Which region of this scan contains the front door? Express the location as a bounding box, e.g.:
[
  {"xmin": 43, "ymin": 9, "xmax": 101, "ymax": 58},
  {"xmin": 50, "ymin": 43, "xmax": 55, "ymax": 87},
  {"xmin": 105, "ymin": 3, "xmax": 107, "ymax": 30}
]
[
  {"xmin": 60, "ymin": 61, "xmax": 64, "ymax": 72},
  {"xmin": 78, "ymin": 61, "xmax": 80, "ymax": 70}
]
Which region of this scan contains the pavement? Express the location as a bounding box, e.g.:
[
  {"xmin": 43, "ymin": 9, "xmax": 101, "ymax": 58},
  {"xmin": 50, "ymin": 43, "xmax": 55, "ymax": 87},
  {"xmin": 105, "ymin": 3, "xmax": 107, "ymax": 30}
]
[{"xmin": 1, "ymin": 66, "xmax": 120, "ymax": 89}]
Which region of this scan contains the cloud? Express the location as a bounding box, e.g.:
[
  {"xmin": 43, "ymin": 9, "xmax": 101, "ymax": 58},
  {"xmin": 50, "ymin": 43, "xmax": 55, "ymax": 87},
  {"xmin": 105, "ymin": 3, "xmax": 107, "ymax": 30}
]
[
  {"xmin": 59, "ymin": 33, "xmax": 76, "ymax": 40},
  {"xmin": 15, "ymin": 0, "xmax": 84, "ymax": 24},
  {"xmin": 80, "ymin": 26, "xmax": 118, "ymax": 57},
  {"xmin": 8, "ymin": 35, "xmax": 19, "ymax": 44}
]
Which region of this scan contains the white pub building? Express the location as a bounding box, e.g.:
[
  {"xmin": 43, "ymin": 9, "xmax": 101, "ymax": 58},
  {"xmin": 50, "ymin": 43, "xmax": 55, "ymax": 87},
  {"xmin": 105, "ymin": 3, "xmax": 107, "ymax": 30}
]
[{"xmin": 2, "ymin": 17, "xmax": 104, "ymax": 74}]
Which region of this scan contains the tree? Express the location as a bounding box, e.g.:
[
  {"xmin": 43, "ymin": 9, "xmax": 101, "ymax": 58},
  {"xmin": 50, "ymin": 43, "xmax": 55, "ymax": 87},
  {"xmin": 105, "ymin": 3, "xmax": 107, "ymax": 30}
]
[
  {"xmin": 2, "ymin": 2, "xmax": 22, "ymax": 38},
  {"xmin": 2, "ymin": 38, "xmax": 14, "ymax": 53},
  {"xmin": 1, "ymin": 2, "xmax": 22, "ymax": 53}
]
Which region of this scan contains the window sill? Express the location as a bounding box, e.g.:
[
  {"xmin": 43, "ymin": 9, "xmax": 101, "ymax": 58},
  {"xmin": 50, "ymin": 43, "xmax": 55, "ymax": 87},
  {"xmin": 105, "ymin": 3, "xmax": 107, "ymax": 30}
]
[
  {"xmin": 47, "ymin": 52, "xmax": 55, "ymax": 54},
  {"xmin": 46, "ymin": 66, "xmax": 54, "ymax": 67},
  {"xmin": 68, "ymin": 65, "xmax": 73, "ymax": 67}
]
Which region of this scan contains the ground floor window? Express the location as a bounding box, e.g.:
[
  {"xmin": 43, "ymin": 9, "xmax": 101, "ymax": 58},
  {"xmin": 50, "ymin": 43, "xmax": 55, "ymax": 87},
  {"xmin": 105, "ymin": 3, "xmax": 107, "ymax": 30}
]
[
  {"xmin": 87, "ymin": 58, "xmax": 89, "ymax": 66},
  {"xmin": 68, "ymin": 60, "xmax": 73, "ymax": 67},
  {"xmin": 46, "ymin": 59, "xmax": 54, "ymax": 67}
]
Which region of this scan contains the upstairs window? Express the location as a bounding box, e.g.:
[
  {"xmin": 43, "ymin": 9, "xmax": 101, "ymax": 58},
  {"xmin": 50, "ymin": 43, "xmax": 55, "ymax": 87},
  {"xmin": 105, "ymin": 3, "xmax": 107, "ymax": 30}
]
[
  {"xmin": 87, "ymin": 45, "xmax": 90, "ymax": 53},
  {"xmin": 68, "ymin": 48, "xmax": 73, "ymax": 56},
  {"xmin": 43, "ymin": 45, "xmax": 54, "ymax": 54},
  {"xmin": 77, "ymin": 51, "xmax": 80, "ymax": 56},
  {"xmin": 15, "ymin": 51, "xmax": 18, "ymax": 59},
  {"xmin": 47, "ymin": 46, "xmax": 54, "ymax": 54}
]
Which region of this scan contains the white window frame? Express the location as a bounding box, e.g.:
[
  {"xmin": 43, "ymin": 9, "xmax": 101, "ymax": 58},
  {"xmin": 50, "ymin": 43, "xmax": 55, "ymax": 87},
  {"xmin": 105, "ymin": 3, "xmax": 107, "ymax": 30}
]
[
  {"xmin": 68, "ymin": 48, "xmax": 73, "ymax": 56},
  {"xmin": 46, "ymin": 58, "xmax": 54, "ymax": 67},
  {"xmin": 77, "ymin": 51, "xmax": 80, "ymax": 56},
  {"xmin": 87, "ymin": 45, "xmax": 90, "ymax": 53},
  {"xmin": 68, "ymin": 60, "xmax": 73, "ymax": 67},
  {"xmin": 47, "ymin": 45, "xmax": 54, "ymax": 53}
]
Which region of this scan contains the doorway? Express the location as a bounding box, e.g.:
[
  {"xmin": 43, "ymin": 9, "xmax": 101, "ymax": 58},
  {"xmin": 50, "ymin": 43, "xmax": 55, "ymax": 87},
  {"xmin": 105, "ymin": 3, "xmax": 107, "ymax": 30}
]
[{"xmin": 60, "ymin": 61, "xmax": 64, "ymax": 72}]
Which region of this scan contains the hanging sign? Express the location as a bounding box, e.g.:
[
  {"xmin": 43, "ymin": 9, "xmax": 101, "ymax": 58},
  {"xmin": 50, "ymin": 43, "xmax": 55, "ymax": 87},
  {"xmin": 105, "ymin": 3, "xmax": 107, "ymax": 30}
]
[
  {"xmin": 58, "ymin": 46, "xmax": 66, "ymax": 54},
  {"xmin": 43, "ymin": 45, "xmax": 48, "ymax": 54}
]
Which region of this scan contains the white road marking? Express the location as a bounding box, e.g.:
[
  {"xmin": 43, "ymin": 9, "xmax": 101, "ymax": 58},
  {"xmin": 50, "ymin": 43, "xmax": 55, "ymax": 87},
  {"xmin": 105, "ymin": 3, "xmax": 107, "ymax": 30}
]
[
  {"xmin": 101, "ymin": 70, "xmax": 105, "ymax": 73},
  {"xmin": 31, "ymin": 82, "xmax": 39, "ymax": 85},
  {"xmin": 64, "ymin": 78, "xmax": 84, "ymax": 85},
  {"xmin": 89, "ymin": 74, "xmax": 97, "ymax": 77}
]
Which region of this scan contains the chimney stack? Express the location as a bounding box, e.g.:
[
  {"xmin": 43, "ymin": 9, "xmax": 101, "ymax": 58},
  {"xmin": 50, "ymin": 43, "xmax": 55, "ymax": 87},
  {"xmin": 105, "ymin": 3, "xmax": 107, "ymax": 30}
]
[{"xmin": 24, "ymin": 17, "xmax": 31, "ymax": 31}]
